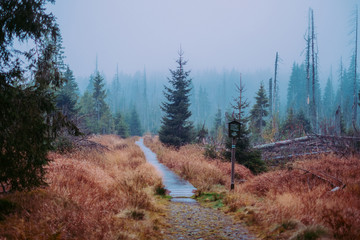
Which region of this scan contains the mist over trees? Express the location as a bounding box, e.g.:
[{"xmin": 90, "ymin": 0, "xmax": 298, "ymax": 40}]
[{"xmin": 1, "ymin": 0, "xmax": 359, "ymax": 191}]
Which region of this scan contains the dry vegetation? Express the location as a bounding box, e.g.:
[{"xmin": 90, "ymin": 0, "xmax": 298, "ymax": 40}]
[
  {"xmin": 143, "ymin": 135, "xmax": 253, "ymax": 193},
  {"xmin": 0, "ymin": 135, "xmax": 165, "ymax": 240},
  {"xmin": 144, "ymin": 135, "xmax": 360, "ymax": 239}
]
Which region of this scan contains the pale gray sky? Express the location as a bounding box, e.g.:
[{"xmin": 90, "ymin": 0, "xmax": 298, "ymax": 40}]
[{"xmin": 49, "ymin": 0, "xmax": 358, "ymax": 84}]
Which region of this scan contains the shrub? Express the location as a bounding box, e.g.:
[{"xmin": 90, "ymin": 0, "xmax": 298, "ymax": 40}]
[
  {"xmin": 204, "ymin": 144, "xmax": 218, "ymax": 159},
  {"xmin": 290, "ymin": 225, "xmax": 328, "ymax": 240}
]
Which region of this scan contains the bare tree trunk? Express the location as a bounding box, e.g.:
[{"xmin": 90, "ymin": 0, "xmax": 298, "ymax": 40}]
[
  {"xmin": 311, "ymin": 9, "xmax": 317, "ymax": 133},
  {"xmin": 239, "ymin": 74, "xmax": 242, "ymax": 121},
  {"xmin": 306, "ymin": 9, "xmax": 311, "ymax": 118},
  {"xmin": 352, "ymin": 6, "xmax": 358, "ymax": 132},
  {"xmin": 273, "ymin": 52, "xmax": 279, "ymax": 115},
  {"xmin": 269, "ymin": 78, "xmax": 273, "ymax": 117},
  {"xmin": 273, "ymin": 52, "xmax": 279, "ymax": 135}
]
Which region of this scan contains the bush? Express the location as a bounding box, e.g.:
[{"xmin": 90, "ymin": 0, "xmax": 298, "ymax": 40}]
[
  {"xmin": 204, "ymin": 144, "xmax": 218, "ymax": 159},
  {"xmin": 290, "ymin": 225, "xmax": 328, "ymax": 240}
]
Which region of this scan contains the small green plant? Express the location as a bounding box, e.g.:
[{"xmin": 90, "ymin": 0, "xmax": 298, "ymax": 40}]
[
  {"xmin": 291, "ymin": 225, "xmax": 328, "ymax": 240},
  {"xmin": 154, "ymin": 184, "xmax": 166, "ymax": 196},
  {"xmin": 196, "ymin": 192, "xmax": 224, "ymax": 209},
  {"xmin": 204, "ymin": 144, "xmax": 218, "ymax": 159}
]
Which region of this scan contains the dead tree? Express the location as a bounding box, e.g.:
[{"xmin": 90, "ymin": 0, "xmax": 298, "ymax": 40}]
[
  {"xmin": 310, "ymin": 8, "xmax": 318, "ymax": 133},
  {"xmin": 273, "ymin": 52, "xmax": 279, "ymax": 116},
  {"xmin": 269, "ymin": 78, "xmax": 273, "ymax": 117},
  {"xmin": 306, "ymin": 9, "xmax": 311, "ymax": 118},
  {"xmin": 352, "ymin": 5, "xmax": 359, "ymax": 132}
]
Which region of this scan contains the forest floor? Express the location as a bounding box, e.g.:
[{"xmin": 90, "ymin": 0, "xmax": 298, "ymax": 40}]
[
  {"xmin": 144, "ymin": 135, "xmax": 360, "ymax": 240},
  {"xmin": 2, "ymin": 135, "xmax": 359, "ymax": 239}
]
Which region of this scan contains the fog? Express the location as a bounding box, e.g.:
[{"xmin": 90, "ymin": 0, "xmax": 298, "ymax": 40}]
[
  {"xmin": 50, "ymin": 0, "xmax": 357, "ymax": 83},
  {"xmin": 46, "ymin": 1, "xmax": 360, "ymax": 133}
]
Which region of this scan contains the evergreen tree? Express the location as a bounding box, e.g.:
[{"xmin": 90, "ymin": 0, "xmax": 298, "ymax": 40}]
[
  {"xmin": 92, "ymin": 71, "xmax": 112, "ymax": 134},
  {"xmin": 78, "ymin": 71, "xmax": 113, "ymax": 134},
  {"xmin": 128, "ymin": 108, "xmax": 143, "ymax": 136},
  {"xmin": 114, "ymin": 112, "xmax": 129, "ymax": 138},
  {"xmin": 280, "ymin": 109, "xmax": 311, "ymax": 139},
  {"xmin": 78, "ymin": 91, "xmax": 95, "ymax": 133},
  {"xmin": 0, "ymin": 0, "xmax": 66, "ymax": 191},
  {"xmin": 159, "ymin": 49, "xmax": 194, "ymax": 148},
  {"xmin": 56, "ymin": 66, "xmax": 79, "ymax": 118},
  {"xmin": 250, "ymin": 82, "xmax": 269, "ymax": 143},
  {"xmin": 287, "ymin": 63, "xmax": 307, "ymax": 114}
]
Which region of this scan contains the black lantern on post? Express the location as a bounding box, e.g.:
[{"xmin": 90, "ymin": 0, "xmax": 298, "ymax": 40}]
[
  {"xmin": 228, "ymin": 120, "xmax": 240, "ymax": 190},
  {"xmin": 228, "ymin": 120, "xmax": 240, "ymax": 138}
]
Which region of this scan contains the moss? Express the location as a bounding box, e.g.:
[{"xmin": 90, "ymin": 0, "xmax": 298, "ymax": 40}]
[{"xmin": 196, "ymin": 192, "xmax": 225, "ymax": 209}]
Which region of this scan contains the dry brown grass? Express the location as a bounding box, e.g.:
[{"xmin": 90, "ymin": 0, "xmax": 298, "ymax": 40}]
[
  {"xmin": 233, "ymin": 155, "xmax": 360, "ymax": 239},
  {"xmin": 0, "ymin": 135, "xmax": 165, "ymax": 240},
  {"xmin": 143, "ymin": 135, "xmax": 253, "ymax": 192},
  {"xmin": 144, "ymin": 135, "xmax": 360, "ymax": 239}
]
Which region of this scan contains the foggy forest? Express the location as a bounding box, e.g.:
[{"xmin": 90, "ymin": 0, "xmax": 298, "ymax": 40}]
[{"xmin": 1, "ymin": 1, "xmax": 360, "ymax": 239}]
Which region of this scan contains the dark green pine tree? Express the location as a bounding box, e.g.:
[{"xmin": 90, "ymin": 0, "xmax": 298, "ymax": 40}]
[
  {"xmin": 129, "ymin": 108, "xmax": 143, "ymax": 136},
  {"xmin": 159, "ymin": 49, "xmax": 194, "ymax": 148},
  {"xmin": 250, "ymin": 82, "xmax": 269, "ymax": 144},
  {"xmin": 56, "ymin": 66, "xmax": 79, "ymax": 119},
  {"xmin": 114, "ymin": 111, "xmax": 129, "ymax": 138},
  {"xmin": 92, "ymin": 71, "xmax": 112, "ymax": 134},
  {"xmin": 0, "ymin": 0, "xmax": 66, "ymax": 191}
]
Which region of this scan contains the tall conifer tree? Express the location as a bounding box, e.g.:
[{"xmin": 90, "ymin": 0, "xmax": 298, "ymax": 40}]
[
  {"xmin": 250, "ymin": 82, "xmax": 269, "ymax": 143},
  {"xmin": 159, "ymin": 49, "xmax": 194, "ymax": 147}
]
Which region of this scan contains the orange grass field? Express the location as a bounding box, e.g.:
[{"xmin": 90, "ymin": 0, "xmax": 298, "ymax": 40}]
[
  {"xmin": 144, "ymin": 135, "xmax": 360, "ymax": 239},
  {"xmin": 0, "ymin": 135, "xmax": 166, "ymax": 240}
]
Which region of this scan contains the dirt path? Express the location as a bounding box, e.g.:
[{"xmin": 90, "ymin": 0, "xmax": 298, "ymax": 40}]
[
  {"xmin": 136, "ymin": 139, "xmax": 256, "ymax": 240},
  {"xmin": 164, "ymin": 202, "xmax": 256, "ymax": 240}
]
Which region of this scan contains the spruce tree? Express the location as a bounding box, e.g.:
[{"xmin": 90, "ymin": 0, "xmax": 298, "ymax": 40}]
[
  {"xmin": 79, "ymin": 91, "xmax": 95, "ymax": 133},
  {"xmin": 250, "ymin": 82, "xmax": 269, "ymax": 143},
  {"xmin": 114, "ymin": 112, "xmax": 129, "ymax": 138},
  {"xmin": 129, "ymin": 108, "xmax": 143, "ymax": 136},
  {"xmin": 92, "ymin": 71, "xmax": 112, "ymax": 133},
  {"xmin": 0, "ymin": 0, "xmax": 64, "ymax": 191},
  {"xmin": 56, "ymin": 66, "xmax": 79, "ymax": 118},
  {"xmin": 159, "ymin": 50, "xmax": 194, "ymax": 148}
]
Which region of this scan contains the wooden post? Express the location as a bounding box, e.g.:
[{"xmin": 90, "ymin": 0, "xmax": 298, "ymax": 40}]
[
  {"xmin": 231, "ymin": 137, "xmax": 235, "ymax": 190},
  {"xmin": 228, "ymin": 120, "xmax": 240, "ymax": 190}
]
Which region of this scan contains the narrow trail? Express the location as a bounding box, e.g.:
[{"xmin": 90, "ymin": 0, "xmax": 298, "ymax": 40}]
[{"xmin": 136, "ymin": 139, "xmax": 256, "ymax": 240}]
